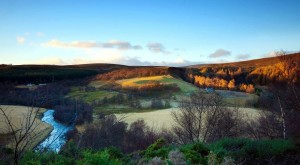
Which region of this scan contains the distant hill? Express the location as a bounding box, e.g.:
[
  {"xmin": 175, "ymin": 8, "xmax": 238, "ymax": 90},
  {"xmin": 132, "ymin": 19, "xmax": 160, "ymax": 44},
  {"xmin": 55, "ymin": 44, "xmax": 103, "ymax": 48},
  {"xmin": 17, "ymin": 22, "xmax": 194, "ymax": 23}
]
[
  {"xmin": 186, "ymin": 52, "xmax": 300, "ymax": 86},
  {"xmin": 0, "ymin": 63, "xmax": 130, "ymax": 83},
  {"xmin": 189, "ymin": 52, "xmax": 300, "ymax": 69},
  {"xmin": 1, "ymin": 52, "xmax": 299, "ymax": 85}
]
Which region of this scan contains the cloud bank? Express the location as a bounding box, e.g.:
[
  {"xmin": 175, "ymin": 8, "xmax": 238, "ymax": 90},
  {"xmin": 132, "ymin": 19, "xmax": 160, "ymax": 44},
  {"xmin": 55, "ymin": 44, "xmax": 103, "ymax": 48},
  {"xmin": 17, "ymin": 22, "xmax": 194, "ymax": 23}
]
[
  {"xmin": 42, "ymin": 39, "xmax": 142, "ymax": 50},
  {"xmin": 35, "ymin": 53, "xmax": 198, "ymax": 67}
]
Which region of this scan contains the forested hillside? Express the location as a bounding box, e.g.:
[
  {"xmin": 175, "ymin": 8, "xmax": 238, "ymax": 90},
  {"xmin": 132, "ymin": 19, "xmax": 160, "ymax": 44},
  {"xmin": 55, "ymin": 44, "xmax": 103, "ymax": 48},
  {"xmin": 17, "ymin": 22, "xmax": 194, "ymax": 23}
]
[{"xmin": 186, "ymin": 52, "xmax": 300, "ymax": 93}]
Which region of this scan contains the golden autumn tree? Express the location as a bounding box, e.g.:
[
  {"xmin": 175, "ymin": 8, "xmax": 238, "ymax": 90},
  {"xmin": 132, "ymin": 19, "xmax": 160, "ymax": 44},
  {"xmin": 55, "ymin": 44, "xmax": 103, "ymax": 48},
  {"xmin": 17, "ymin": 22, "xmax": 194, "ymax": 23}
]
[
  {"xmin": 228, "ymin": 79, "xmax": 236, "ymax": 90},
  {"xmin": 246, "ymin": 84, "xmax": 255, "ymax": 93}
]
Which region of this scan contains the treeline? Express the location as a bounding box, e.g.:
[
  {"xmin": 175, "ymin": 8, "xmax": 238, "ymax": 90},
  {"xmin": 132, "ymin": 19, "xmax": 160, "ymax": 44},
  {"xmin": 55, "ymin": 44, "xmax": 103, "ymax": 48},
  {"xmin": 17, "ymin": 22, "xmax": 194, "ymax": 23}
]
[
  {"xmin": 0, "ymin": 79, "xmax": 93, "ymax": 125},
  {"xmin": 248, "ymin": 62, "xmax": 300, "ymax": 85},
  {"xmin": 0, "ymin": 66, "xmax": 98, "ymax": 84},
  {"xmin": 90, "ymin": 81, "xmax": 178, "ymax": 102},
  {"xmin": 124, "ymin": 81, "xmax": 180, "ymax": 95},
  {"xmin": 68, "ymin": 116, "xmax": 166, "ymax": 153},
  {"xmin": 95, "ymin": 67, "xmax": 169, "ymax": 81},
  {"xmin": 54, "ymin": 99, "xmax": 93, "ymax": 125},
  {"xmin": 91, "ymin": 93, "xmax": 171, "ymax": 111},
  {"xmin": 0, "ymin": 80, "xmax": 84, "ymax": 108},
  {"xmin": 193, "ymin": 75, "xmax": 255, "ymax": 93}
]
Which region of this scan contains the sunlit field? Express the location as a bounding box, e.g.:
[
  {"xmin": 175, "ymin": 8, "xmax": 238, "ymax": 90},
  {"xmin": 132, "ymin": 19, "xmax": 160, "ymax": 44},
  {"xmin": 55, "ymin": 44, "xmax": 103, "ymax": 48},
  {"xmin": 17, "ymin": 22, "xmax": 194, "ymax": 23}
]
[
  {"xmin": 116, "ymin": 75, "xmax": 199, "ymax": 95},
  {"xmin": 116, "ymin": 106, "xmax": 261, "ymax": 130}
]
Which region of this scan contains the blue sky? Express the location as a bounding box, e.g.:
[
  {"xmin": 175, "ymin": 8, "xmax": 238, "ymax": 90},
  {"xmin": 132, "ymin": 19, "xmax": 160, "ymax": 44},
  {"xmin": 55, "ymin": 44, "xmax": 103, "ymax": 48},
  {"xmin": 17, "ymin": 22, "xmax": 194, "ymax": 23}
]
[{"xmin": 0, "ymin": 0, "xmax": 300, "ymax": 66}]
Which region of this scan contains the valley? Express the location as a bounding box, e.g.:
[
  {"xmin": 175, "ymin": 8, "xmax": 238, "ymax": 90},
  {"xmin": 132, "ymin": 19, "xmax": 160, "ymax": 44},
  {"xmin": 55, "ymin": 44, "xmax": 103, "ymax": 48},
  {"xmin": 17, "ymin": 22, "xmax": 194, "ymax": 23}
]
[{"xmin": 0, "ymin": 53, "xmax": 299, "ymax": 164}]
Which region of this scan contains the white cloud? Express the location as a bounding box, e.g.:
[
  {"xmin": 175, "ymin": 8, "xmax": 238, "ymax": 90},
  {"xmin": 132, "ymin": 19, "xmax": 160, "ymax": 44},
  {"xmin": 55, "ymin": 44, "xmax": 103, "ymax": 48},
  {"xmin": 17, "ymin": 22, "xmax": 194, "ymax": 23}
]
[
  {"xmin": 236, "ymin": 54, "xmax": 250, "ymax": 60},
  {"xmin": 209, "ymin": 49, "xmax": 231, "ymax": 58},
  {"xmin": 173, "ymin": 57, "xmax": 186, "ymax": 64},
  {"xmin": 264, "ymin": 51, "xmax": 277, "ymax": 57},
  {"xmin": 34, "ymin": 49, "xmax": 199, "ymax": 67},
  {"xmin": 36, "ymin": 57, "xmax": 67, "ymax": 65},
  {"xmin": 147, "ymin": 42, "xmax": 170, "ymax": 54},
  {"xmin": 42, "ymin": 39, "xmax": 142, "ymax": 50},
  {"xmin": 16, "ymin": 36, "xmax": 25, "ymax": 44}
]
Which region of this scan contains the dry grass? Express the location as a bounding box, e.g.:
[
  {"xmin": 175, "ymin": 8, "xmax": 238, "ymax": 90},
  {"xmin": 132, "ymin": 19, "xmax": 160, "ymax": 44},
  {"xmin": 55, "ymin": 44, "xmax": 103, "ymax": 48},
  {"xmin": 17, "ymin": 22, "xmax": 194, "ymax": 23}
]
[
  {"xmin": 0, "ymin": 105, "xmax": 53, "ymax": 149},
  {"xmin": 216, "ymin": 90, "xmax": 259, "ymax": 107},
  {"xmin": 116, "ymin": 107, "xmax": 261, "ymax": 130}
]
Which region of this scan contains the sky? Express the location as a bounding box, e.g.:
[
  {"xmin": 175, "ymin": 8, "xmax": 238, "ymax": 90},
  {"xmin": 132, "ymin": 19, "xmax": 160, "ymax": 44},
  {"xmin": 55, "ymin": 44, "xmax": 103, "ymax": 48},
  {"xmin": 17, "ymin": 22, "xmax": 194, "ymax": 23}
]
[{"xmin": 0, "ymin": 0, "xmax": 300, "ymax": 66}]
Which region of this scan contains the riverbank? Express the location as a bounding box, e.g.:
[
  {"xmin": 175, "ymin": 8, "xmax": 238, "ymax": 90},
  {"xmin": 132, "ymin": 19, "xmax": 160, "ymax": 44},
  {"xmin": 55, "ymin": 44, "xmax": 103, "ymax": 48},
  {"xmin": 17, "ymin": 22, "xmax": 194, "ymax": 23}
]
[
  {"xmin": 0, "ymin": 105, "xmax": 53, "ymax": 150},
  {"xmin": 36, "ymin": 110, "xmax": 74, "ymax": 152}
]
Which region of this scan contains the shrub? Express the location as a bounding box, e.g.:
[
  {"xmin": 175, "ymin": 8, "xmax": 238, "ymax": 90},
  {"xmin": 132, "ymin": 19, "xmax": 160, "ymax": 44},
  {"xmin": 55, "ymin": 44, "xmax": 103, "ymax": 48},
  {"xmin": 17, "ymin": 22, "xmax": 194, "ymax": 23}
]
[
  {"xmin": 180, "ymin": 142, "xmax": 209, "ymax": 164},
  {"xmin": 209, "ymin": 138, "xmax": 296, "ymax": 163},
  {"xmin": 143, "ymin": 138, "xmax": 171, "ymax": 159},
  {"xmin": 20, "ymin": 151, "xmax": 74, "ymax": 165},
  {"xmin": 77, "ymin": 150, "xmax": 122, "ymax": 165}
]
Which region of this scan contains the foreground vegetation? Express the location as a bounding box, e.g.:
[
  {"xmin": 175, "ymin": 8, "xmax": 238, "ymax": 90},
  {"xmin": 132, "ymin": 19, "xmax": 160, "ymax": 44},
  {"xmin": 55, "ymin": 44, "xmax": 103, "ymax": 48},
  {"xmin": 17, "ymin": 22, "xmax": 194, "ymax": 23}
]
[{"xmin": 18, "ymin": 138, "xmax": 299, "ymax": 165}]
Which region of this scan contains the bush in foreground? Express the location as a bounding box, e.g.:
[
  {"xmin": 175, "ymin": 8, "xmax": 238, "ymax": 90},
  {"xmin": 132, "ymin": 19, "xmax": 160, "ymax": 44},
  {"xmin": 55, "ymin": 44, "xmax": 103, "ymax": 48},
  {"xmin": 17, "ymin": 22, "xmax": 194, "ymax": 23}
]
[{"xmin": 20, "ymin": 138, "xmax": 299, "ymax": 165}]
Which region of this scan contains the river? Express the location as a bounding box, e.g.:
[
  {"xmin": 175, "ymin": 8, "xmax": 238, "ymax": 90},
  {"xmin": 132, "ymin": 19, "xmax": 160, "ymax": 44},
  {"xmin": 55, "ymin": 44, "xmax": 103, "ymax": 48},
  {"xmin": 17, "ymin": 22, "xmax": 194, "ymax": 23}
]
[{"xmin": 36, "ymin": 110, "xmax": 74, "ymax": 152}]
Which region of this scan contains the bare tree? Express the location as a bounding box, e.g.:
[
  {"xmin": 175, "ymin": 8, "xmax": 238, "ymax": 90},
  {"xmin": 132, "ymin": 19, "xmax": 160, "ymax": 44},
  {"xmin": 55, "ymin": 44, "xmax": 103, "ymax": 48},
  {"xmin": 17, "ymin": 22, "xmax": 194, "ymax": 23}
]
[
  {"xmin": 0, "ymin": 106, "xmax": 45, "ymax": 165},
  {"xmin": 171, "ymin": 92, "xmax": 207, "ymax": 144},
  {"xmin": 246, "ymin": 51, "xmax": 300, "ymax": 140},
  {"xmin": 205, "ymin": 105, "xmax": 245, "ymax": 142},
  {"xmin": 171, "ymin": 92, "xmax": 236, "ymax": 144},
  {"xmin": 76, "ymin": 114, "xmax": 128, "ymax": 150},
  {"xmin": 276, "ymin": 51, "xmax": 300, "ymax": 139}
]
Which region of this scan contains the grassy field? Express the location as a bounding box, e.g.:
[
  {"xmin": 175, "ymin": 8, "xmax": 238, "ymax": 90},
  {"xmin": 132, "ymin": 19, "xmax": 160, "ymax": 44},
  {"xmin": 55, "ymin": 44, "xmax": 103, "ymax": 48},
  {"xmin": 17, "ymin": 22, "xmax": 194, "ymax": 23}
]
[
  {"xmin": 215, "ymin": 90, "xmax": 259, "ymax": 107},
  {"xmin": 116, "ymin": 75, "xmax": 199, "ymax": 95},
  {"xmin": 66, "ymin": 87, "xmax": 118, "ymax": 103},
  {"xmin": 66, "ymin": 75, "xmax": 200, "ymax": 114},
  {"xmin": 0, "ymin": 105, "xmax": 53, "ymax": 149},
  {"xmin": 67, "ymin": 75, "xmax": 258, "ymax": 115},
  {"xmin": 116, "ymin": 107, "xmax": 261, "ymax": 130}
]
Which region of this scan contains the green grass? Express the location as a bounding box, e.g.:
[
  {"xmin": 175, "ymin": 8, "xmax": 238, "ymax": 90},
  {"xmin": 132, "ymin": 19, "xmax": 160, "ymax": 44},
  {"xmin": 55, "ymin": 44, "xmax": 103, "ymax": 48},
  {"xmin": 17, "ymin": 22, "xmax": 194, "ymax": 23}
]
[
  {"xmin": 66, "ymin": 87, "xmax": 118, "ymax": 103},
  {"xmin": 88, "ymin": 81, "xmax": 110, "ymax": 88}
]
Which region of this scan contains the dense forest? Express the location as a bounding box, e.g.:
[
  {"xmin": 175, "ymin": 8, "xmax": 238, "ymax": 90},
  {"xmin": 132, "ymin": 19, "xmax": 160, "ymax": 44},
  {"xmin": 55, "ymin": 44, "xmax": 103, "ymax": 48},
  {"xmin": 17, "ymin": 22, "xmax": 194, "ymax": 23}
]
[
  {"xmin": 187, "ymin": 52, "xmax": 300, "ymax": 93},
  {"xmin": 95, "ymin": 67, "xmax": 169, "ymax": 81}
]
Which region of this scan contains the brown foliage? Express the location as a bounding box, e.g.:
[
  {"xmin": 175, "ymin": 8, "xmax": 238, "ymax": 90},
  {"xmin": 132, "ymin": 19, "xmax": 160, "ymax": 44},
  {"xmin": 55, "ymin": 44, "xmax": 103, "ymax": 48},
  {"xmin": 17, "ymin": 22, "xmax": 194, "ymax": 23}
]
[{"xmin": 95, "ymin": 67, "xmax": 169, "ymax": 81}]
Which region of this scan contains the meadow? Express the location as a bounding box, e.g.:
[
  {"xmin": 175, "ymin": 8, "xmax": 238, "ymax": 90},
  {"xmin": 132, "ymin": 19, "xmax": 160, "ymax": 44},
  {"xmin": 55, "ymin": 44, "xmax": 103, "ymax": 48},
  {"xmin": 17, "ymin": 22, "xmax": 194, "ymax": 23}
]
[
  {"xmin": 115, "ymin": 107, "xmax": 261, "ymax": 130},
  {"xmin": 66, "ymin": 75, "xmax": 259, "ymax": 116},
  {"xmin": 116, "ymin": 75, "xmax": 199, "ymax": 95}
]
